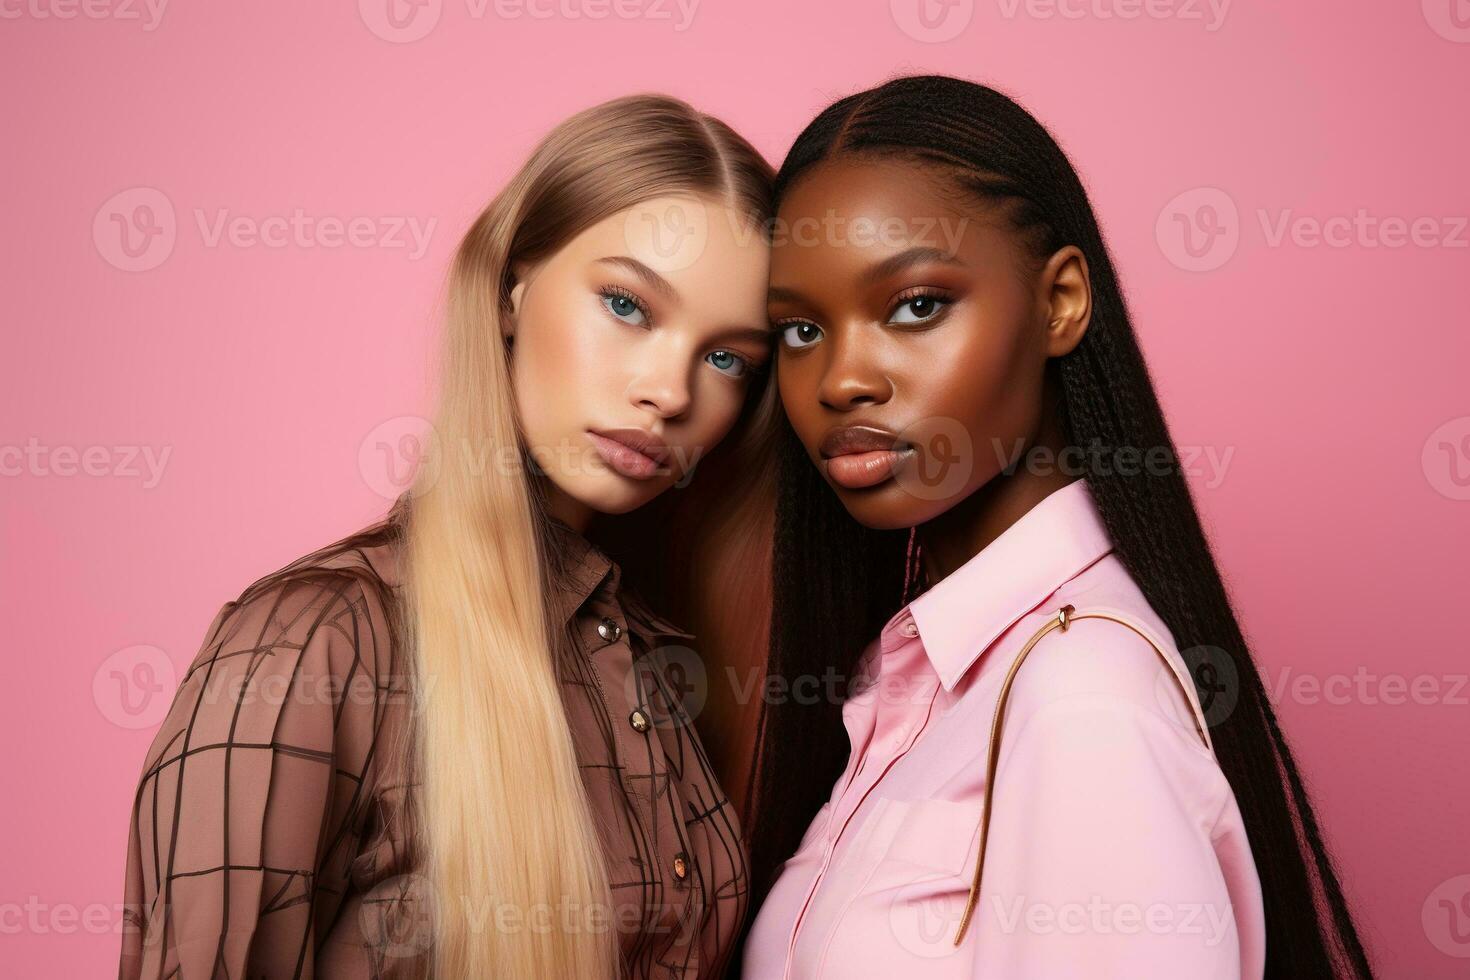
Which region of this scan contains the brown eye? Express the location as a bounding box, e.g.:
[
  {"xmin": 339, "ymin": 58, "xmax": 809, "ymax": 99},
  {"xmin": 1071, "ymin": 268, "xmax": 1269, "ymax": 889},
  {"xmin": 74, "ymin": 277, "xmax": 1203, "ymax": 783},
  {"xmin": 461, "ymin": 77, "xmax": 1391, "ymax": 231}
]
[
  {"xmin": 780, "ymin": 321, "xmax": 823, "ymax": 349},
  {"xmin": 889, "ymin": 293, "xmax": 949, "ymax": 325}
]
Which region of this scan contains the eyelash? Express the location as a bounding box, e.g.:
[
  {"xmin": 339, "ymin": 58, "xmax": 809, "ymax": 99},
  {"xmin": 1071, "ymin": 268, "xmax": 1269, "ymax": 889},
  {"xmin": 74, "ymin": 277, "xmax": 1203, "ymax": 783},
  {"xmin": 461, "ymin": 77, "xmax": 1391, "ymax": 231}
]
[
  {"xmin": 773, "ymin": 287, "xmax": 956, "ymax": 349},
  {"xmin": 888, "ymin": 287, "xmax": 955, "ymax": 324},
  {"xmin": 710, "ymin": 349, "xmax": 764, "ymax": 380},
  {"xmin": 598, "ymin": 284, "xmax": 652, "ymax": 326},
  {"xmin": 597, "ymin": 284, "xmax": 765, "ymax": 380},
  {"xmin": 773, "ymin": 317, "xmax": 819, "ymax": 350}
]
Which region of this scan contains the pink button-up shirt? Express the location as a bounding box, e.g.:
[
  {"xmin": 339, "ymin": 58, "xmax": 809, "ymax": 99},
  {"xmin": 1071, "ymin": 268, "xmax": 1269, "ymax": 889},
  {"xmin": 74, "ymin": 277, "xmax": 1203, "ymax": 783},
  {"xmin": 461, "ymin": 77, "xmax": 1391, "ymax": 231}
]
[{"xmin": 743, "ymin": 480, "xmax": 1266, "ymax": 979}]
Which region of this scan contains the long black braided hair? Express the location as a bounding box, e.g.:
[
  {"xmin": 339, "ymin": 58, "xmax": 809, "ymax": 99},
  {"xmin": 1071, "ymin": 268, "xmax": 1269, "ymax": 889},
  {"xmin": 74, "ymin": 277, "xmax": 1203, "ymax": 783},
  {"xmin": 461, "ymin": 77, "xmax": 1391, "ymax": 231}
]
[{"xmin": 743, "ymin": 74, "xmax": 1374, "ymax": 978}]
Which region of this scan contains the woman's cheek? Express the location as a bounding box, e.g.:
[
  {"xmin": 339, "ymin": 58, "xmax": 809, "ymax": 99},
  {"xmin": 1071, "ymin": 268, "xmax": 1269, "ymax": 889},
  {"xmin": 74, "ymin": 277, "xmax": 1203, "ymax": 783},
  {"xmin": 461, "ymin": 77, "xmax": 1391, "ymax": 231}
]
[
  {"xmin": 670, "ymin": 376, "xmax": 740, "ymax": 475},
  {"xmin": 545, "ymin": 308, "xmax": 619, "ymax": 389}
]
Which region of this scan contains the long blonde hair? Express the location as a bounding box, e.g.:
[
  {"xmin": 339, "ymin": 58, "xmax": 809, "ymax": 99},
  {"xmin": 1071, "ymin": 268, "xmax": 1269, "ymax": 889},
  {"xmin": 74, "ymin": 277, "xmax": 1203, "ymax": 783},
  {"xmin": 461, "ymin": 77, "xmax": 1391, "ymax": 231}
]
[{"xmin": 400, "ymin": 95, "xmax": 776, "ymax": 979}]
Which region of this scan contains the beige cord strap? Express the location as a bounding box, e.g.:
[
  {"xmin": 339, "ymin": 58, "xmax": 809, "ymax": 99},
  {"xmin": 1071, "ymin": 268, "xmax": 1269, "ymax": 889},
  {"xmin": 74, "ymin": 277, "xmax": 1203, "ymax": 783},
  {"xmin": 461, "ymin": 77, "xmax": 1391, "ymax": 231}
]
[{"xmin": 951, "ymin": 604, "xmax": 1210, "ymax": 946}]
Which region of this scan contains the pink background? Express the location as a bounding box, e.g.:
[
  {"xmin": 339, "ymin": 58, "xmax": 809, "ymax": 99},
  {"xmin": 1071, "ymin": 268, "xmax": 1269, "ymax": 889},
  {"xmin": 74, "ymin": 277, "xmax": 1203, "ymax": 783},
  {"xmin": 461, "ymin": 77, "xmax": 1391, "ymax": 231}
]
[{"xmin": 4, "ymin": 1, "xmax": 1467, "ymax": 976}]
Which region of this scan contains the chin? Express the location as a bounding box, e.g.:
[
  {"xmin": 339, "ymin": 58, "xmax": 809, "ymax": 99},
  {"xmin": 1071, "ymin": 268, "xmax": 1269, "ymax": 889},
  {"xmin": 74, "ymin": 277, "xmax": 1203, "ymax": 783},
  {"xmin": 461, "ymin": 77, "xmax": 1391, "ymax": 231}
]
[
  {"xmin": 565, "ymin": 475, "xmax": 664, "ymax": 516},
  {"xmin": 829, "ymin": 483, "xmax": 928, "ymax": 531},
  {"xmin": 834, "ymin": 476, "xmax": 977, "ymax": 531}
]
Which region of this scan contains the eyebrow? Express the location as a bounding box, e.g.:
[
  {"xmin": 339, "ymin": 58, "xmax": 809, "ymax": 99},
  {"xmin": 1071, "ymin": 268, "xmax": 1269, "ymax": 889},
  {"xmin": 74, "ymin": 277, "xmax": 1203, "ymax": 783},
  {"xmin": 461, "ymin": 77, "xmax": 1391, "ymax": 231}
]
[
  {"xmin": 596, "ymin": 255, "xmax": 676, "ymax": 300},
  {"xmin": 864, "ymin": 246, "xmax": 965, "ymax": 285},
  {"xmin": 767, "ymin": 283, "xmax": 806, "ymax": 304},
  {"xmin": 768, "ymin": 246, "xmax": 965, "ymax": 305},
  {"xmin": 716, "ymin": 325, "xmax": 777, "ymax": 345},
  {"xmin": 598, "ymin": 254, "xmax": 771, "ymax": 343}
]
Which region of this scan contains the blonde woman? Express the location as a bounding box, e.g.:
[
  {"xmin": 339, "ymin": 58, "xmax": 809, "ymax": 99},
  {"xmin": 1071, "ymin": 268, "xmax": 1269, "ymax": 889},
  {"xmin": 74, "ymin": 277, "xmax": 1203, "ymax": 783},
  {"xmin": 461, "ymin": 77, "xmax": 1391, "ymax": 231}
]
[{"xmin": 120, "ymin": 95, "xmax": 779, "ymax": 979}]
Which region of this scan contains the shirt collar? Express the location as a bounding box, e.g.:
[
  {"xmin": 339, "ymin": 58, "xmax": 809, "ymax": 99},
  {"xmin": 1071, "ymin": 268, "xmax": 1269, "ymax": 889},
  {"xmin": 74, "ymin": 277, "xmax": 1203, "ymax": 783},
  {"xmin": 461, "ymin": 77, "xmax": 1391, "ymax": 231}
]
[
  {"xmin": 898, "ymin": 480, "xmax": 1115, "ymax": 692},
  {"xmin": 544, "ymin": 515, "xmax": 694, "ymax": 642}
]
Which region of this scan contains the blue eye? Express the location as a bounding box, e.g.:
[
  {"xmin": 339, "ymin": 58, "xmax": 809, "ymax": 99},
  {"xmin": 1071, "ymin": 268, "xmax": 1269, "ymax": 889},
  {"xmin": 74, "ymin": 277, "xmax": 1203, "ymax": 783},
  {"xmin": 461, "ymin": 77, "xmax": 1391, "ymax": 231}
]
[
  {"xmin": 600, "ymin": 288, "xmax": 648, "ymax": 326},
  {"xmin": 705, "ymin": 349, "xmax": 749, "ymax": 378},
  {"xmin": 890, "ymin": 294, "xmax": 949, "ymax": 325},
  {"xmin": 780, "ymin": 321, "xmax": 823, "ymax": 349}
]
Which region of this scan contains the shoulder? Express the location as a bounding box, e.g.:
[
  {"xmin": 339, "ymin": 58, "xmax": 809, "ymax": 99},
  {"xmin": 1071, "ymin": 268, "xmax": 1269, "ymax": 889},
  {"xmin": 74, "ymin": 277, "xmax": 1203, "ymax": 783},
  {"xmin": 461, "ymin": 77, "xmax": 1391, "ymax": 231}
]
[
  {"xmin": 142, "ymin": 517, "xmax": 407, "ymax": 775},
  {"xmin": 989, "ymin": 594, "xmax": 1233, "ymax": 836},
  {"xmin": 213, "ymin": 513, "xmax": 401, "ymax": 657},
  {"xmin": 997, "ymin": 554, "xmax": 1214, "ymax": 759}
]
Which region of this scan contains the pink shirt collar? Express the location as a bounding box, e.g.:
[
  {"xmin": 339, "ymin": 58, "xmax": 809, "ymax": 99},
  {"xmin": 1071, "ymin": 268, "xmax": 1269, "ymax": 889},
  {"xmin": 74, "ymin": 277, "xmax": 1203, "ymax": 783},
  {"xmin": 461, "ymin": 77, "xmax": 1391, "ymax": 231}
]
[{"xmin": 892, "ymin": 479, "xmax": 1116, "ymax": 692}]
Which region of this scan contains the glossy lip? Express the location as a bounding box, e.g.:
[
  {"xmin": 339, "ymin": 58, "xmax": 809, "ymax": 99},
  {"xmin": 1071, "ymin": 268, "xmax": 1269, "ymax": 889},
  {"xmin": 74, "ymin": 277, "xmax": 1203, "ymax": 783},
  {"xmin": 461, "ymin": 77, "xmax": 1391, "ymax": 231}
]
[
  {"xmin": 592, "ymin": 426, "xmax": 670, "ymax": 464},
  {"xmin": 586, "ymin": 427, "xmax": 670, "ymax": 481},
  {"xmin": 818, "ymin": 423, "xmax": 911, "ymax": 459},
  {"xmin": 818, "ymin": 423, "xmax": 916, "ymax": 490}
]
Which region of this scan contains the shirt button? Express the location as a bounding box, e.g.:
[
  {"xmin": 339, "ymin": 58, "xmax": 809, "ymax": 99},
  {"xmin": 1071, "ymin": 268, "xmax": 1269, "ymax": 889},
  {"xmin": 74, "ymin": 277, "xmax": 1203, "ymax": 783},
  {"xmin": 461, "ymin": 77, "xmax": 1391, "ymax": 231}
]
[
  {"xmin": 672, "ymin": 852, "xmax": 690, "ymax": 880},
  {"xmin": 900, "ymin": 620, "xmax": 918, "ymax": 638},
  {"xmin": 629, "ymin": 709, "xmax": 651, "ymax": 733},
  {"xmin": 597, "ymin": 617, "xmax": 623, "ymax": 642}
]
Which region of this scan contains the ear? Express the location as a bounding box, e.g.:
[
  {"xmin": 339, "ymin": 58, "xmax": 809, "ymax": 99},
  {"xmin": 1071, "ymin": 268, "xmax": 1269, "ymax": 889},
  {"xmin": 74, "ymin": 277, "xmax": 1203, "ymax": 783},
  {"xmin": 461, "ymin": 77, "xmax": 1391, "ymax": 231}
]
[
  {"xmin": 504, "ymin": 261, "xmax": 531, "ymax": 342},
  {"xmin": 1040, "ymin": 245, "xmax": 1092, "ymax": 358}
]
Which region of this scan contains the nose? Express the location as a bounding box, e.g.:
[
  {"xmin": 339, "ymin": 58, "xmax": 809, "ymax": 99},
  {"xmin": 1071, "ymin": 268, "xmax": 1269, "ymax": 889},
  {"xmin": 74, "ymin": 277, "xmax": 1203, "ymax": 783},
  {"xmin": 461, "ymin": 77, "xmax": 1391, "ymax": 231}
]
[
  {"xmin": 626, "ymin": 353, "xmax": 692, "ymax": 420},
  {"xmin": 817, "ymin": 329, "xmax": 892, "ymax": 412}
]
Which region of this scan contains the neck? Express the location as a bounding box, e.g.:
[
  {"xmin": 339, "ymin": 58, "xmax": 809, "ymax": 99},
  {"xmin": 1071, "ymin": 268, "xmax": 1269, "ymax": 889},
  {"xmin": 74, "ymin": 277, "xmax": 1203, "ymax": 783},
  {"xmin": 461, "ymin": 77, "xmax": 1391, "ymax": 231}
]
[
  {"xmin": 917, "ymin": 392, "xmax": 1077, "ymax": 584},
  {"xmin": 542, "ymin": 481, "xmax": 595, "ymax": 534}
]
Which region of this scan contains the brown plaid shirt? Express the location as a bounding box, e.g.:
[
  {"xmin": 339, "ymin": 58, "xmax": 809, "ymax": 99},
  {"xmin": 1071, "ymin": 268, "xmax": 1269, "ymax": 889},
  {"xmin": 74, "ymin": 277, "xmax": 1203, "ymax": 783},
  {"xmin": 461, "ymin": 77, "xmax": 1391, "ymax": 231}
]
[{"xmin": 120, "ymin": 502, "xmax": 748, "ymax": 978}]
